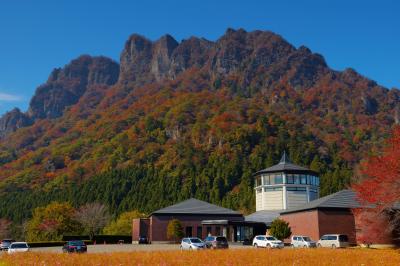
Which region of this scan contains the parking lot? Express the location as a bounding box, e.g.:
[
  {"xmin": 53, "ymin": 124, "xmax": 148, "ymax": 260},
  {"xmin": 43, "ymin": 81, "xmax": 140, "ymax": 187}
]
[{"xmin": 29, "ymin": 243, "xmax": 254, "ymax": 253}]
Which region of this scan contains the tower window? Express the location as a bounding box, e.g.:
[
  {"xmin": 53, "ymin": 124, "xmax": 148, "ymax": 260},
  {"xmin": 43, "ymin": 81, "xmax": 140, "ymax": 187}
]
[
  {"xmin": 294, "ymin": 174, "xmax": 300, "ymax": 184},
  {"xmin": 300, "ymin": 175, "xmax": 307, "ymax": 184},
  {"xmin": 263, "ymin": 174, "xmax": 270, "ymax": 185},
  {"xmin": 265, "ymin": 186, "xmax": 283, "ymax": 191},
  {"xmin": 287, "ymin": 187, "xmax": 306, "ymax": 191},
  {"xmin": 274, "ymin": 174, "xmax": 283, "ymax": 184},
  {"xmin": 286, "ymin": 174, "xmax": 294, "ymax": 184}
]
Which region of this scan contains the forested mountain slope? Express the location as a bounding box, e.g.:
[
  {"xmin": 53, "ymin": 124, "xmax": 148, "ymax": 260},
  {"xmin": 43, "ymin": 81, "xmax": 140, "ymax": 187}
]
[{"xmin": 0, "ymin": 28, "xmax": 399, "ymax": 223}]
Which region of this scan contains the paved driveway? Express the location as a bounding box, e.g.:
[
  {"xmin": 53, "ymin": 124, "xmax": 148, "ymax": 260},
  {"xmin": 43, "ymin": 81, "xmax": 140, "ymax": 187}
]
[{"xmin": 30, "ymin": 243, "xmax": 253, "ymax": 253}]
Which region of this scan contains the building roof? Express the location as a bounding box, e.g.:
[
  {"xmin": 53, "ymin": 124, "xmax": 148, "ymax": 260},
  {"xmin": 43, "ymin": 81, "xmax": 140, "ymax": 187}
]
[
  {"xmin": 254, "ymin": 152, "xmax": 317, "ymax": 175},
  {"xmin": 152, "ymin": 198, "xmax": 242, "ymax": 216},
  {"xmin": 280, "ymin": 189, "xmax": 361, "ymax": 214},
  {"xmin": 244, "ymin": 210, "xmax": 281, "ymax": 225}
]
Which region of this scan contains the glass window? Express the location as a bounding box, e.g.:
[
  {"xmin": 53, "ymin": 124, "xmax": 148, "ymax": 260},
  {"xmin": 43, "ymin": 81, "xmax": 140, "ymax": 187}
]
[
  {"xmin": 269, "ymin": 175, "xmax": 275, "ymax": 185},
  {"xmin": 265, "ymin": 186, "xmax": 283, "ymax": 191},
  {"xmin": 300, "ymin": 175, "xmax": 307, "ymax": 184},
  {"xmin": 262, "ymin": 175, "xmax": 268, "ymax": 185},
  {"xmin": 294, "ymin": 174, "xmax": 300, "ymax": 184},
  {"xmin": 286, "ymin": 174, "xmax": 294, "ymax": 184},
  {"xmin": 307, "ymin": 175, "xmax": 312, "ymax": 185},
  {"xmin": 316, "ymin": 177, "xmax": 320, "ymax": 186},
  {"xmin": 266, "ymin": 175, "xmax": 271, "ymax": 185},
  {"xmin": 275, "ymin": 174, "xmax": 283, "ymax": 184},
  {"xmin": 287, "ymin": 187, "xmax": 306, "ymax": 191}
]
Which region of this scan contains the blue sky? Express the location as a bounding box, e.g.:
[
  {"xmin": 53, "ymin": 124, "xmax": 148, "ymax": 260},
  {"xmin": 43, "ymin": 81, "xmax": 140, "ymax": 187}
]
[{"xmin": 0, "ymin": 0, "xmax": 399, "ymax": 115}]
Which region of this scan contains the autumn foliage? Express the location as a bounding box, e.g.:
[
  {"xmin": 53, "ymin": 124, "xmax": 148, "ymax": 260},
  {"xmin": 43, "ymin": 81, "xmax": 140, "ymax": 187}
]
[{"xmin": 353, "ymin": 126, "xmax": 400, "ymax": 244}]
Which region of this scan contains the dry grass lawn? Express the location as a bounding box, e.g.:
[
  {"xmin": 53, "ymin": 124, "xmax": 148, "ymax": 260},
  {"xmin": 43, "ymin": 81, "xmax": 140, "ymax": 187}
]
[{"xmin": 1, "ymin": 248, "xmax": 399, "ymax": 266}]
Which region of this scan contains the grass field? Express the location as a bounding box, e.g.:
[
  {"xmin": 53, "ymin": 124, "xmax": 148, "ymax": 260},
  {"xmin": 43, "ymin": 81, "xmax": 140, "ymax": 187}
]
[{"xmin": 1, "ymin": 248, "xmax": 399, "ymax": 266}]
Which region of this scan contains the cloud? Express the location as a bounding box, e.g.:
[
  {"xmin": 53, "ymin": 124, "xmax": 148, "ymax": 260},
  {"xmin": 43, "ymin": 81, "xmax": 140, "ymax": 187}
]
[{"xmin": 0, "ymin": 92, "xmax": 23, "ymax": 102}]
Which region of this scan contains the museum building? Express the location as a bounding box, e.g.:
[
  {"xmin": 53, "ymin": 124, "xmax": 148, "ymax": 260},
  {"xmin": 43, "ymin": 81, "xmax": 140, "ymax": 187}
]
[{"xmin": 132, "ymin": 153, "xmax": 397, "ymax": 246}]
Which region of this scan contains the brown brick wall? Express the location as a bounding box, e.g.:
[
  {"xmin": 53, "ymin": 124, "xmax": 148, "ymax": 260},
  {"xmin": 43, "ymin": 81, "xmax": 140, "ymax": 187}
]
[
  {"xmin": 132, "ymin": 218, "xmax": 141, "ymax": 241},
  {"xmin": 317, "ymin": 209, "xmax": 356, "ymax": 244},
  {"xmin": 132, "ymin": 218, "xmax": 150, "ymax": 242},
  {"xmin": 281, "ymin": 208, "xmax": 357, "ymax": 244},
  {"xmin": 281, "ymin": 209, "xmax": 320, "ymax": 242}
]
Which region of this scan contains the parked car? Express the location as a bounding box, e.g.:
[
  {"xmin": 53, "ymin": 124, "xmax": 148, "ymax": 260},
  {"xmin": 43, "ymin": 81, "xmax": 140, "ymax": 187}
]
[
  {"xmin": 291, "ymin": 235, "xmax": 316, "ymax": 248},
  {"xmin": 203, "ymin": 236, "xmax": 228, "ymax": 249},
  {"xmin": 252, "ymin": 235, "xmax": 284, "ymax": 249},
  {"xmin": 317, "ymin": 234, "xmax": 349, "ymax": 248},
  {"xmin": 180, "ymin": 237, "xmax": 205, "ymax": 250},
  {"xmin": 62, "ymin": 240, "xmax": 87, "ymax": 253},
  {"xmin": 138, "ymin": 236, "xmax": 149, "ymax": 244},
  {"xmin": 7, "ymin": 242, "xmax": 29, "ymax": 254},
  {"xmin": 0, "ymin": 239, "xmax": 15, "ymax": 251}
]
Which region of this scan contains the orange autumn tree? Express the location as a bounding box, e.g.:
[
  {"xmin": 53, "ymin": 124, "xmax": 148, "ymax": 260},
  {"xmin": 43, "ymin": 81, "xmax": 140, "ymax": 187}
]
[{"xmin": 353, "ymin": 126, "xmax": 400, "ymax": 245}]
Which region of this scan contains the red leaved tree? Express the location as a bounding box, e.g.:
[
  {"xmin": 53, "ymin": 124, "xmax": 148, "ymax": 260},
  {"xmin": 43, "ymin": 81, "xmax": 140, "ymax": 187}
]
[{"xmin": 352, "ymin": 126, "xmax": 400, "ymax": 245}]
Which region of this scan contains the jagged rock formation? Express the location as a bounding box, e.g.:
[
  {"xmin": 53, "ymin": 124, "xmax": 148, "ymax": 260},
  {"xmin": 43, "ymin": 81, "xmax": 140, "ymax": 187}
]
[
  {"xmin": 0, "ymin": 55, "xmax": 119, "ymax": 138},
  {"xmin": 118, "ymin": 29, "xmax": 330, "ymax": 90},
  {"xmin": 1, "ymin": 28, "xmax": 396, "ymax": 139},
  {"xmin": 0, "ymin": 108, "xmax": 32, "ymax": 138},
  {"xmin": 28, "ymin": 55, "xmax": 119, "ymax": 119}
]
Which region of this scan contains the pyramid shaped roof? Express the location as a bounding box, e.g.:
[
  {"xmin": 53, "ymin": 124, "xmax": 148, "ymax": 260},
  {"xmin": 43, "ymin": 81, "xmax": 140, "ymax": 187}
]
[
  {"xmin": 152, "ymin": 198, "xmax": 242, "ymax": 215},
  {"xmin": 254, "ymin": 152, "xmax": 317, "ymax": 175}
]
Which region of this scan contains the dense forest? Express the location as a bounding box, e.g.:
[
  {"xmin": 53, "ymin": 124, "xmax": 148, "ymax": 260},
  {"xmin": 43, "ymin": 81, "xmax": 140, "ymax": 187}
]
[{"xmin": 0, "ymin": 29, "xmax": 398, "ymax": 230}]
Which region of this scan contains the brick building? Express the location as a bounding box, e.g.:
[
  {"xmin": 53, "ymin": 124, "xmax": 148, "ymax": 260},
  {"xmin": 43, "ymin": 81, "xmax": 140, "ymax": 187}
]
[
  {"xmin": 132, "ymin": 153, "xmax": 398, "ymax": 246},
  {"xmin": 280, "ymin": 190, "xmax": 359, "ymax": 244},
  {"xmin": 280, "ymin": 189, "xmax": 398, "ymax": 246},
  {"xmin": 132, "ymin": 198, "xmax": 266, "ymax": 243}
]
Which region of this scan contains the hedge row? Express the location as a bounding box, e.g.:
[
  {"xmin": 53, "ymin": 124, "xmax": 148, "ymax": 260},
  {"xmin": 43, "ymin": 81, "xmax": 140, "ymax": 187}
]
[
  {"xmin": 28, "ymin": 240, "xmax": 93, "ymax": 248},
  {"xmin": 63, "ymin": 235, "xmax": 132, "ymax": 244}
]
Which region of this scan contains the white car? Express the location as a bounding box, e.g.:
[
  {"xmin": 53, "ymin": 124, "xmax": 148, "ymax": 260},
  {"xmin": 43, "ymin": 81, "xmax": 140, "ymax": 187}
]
[
  {"xmin": 180, "ymin": 237, "xmax": 205, "ymax": 250},
  {"xmin": 252, "ymin": 235, "xmax": 284, "ymax": 249},
  {"xmin": 317, "ymin": 234, "xmax": 349, "ymax": 248},
  {"xmin": 7, "ymin": 242, "xmax": 29, "ymax": 254},
  {"xmin": 291, "ymin": 235, "xmax": 316, "ymax": 248}
]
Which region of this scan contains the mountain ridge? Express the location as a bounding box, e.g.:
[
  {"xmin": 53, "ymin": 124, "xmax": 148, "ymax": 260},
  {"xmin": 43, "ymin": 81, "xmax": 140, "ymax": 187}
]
[{"xmin": 0, "ymin": 28, "xmax": 398, "ymax": 222}]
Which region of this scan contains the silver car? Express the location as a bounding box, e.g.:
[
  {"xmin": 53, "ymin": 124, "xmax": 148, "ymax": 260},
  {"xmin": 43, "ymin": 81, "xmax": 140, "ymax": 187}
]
[
  {"xmin": 317, "ymin": 234, "xmax": 349, "ymax": 248},
  {"xmin": 180, "ymin": 237, "xmax": 205, "ymax": 250},
  {"xmin": 8, "ymin": 242, "xmax": 29, "ymax": 254},
  {"xmin": 0, "ymin": 239, "xmax": 15, "ymax": 251},
  {"xmin": 291, "ymin": 235, "xmax": 316, "ymax": 248}
]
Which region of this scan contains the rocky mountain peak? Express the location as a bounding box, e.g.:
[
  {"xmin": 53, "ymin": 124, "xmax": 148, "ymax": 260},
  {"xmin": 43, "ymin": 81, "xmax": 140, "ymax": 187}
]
[
  {"xmin": 119, "ymin": 34, "xmax": 153, "ymax": 85},
  {"xmin": 0, "ymin": 108, "xmax": 32, "ymax": 138},
  {"xmin": 151, "ymin": 35, "xmax": 179, "ymax": 81},
  {"xmin": 28, "ymin": 55, "xmax": 119, "ymax": 119}
]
